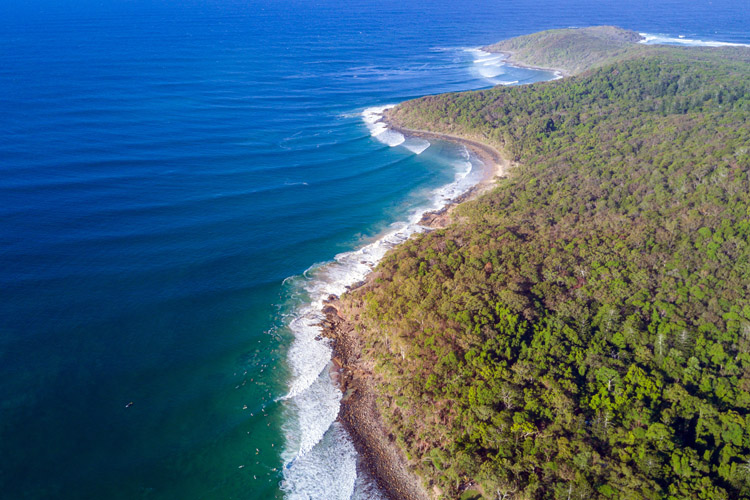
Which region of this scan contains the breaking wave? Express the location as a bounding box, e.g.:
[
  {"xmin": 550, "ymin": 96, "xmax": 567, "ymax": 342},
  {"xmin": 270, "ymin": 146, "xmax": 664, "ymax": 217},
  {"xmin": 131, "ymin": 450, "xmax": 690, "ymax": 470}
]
[{"xmin": 639, "ymin": 32, "xmax": 750, "ymax": 48}]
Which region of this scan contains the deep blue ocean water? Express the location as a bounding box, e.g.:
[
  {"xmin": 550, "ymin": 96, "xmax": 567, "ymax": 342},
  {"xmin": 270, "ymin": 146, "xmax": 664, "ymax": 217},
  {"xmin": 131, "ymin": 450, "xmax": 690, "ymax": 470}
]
[{"xmin": 1, "ymin": 1, "xmax": 748, "ymax": 498}]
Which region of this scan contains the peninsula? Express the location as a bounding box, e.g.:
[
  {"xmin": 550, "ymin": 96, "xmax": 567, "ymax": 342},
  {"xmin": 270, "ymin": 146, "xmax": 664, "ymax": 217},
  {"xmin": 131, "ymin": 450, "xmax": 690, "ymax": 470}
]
[{"xmin": 331, "ymin": 27, "xmax": 750, "ymax": 500}]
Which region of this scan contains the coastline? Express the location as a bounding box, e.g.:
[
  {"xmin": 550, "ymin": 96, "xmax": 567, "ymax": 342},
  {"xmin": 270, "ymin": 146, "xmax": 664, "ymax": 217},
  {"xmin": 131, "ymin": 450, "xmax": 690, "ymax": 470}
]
[
  {"xmin": 320, "ymin": 114, "xmax": 516, "ymax": 500},
  {"xmin": 319, "ymin": 43, "xmax": 569, "ymax": 496},
  {"xmin": 384, "ymin": 111, "xmax": 511, "ymax": 229},
  {"xmin": 302, "ymin": 26, "xmax": 750, "ymax": 500},
  {"xmin": 321, "ymin": 297, "xmax": 431, "ymax": 500}
]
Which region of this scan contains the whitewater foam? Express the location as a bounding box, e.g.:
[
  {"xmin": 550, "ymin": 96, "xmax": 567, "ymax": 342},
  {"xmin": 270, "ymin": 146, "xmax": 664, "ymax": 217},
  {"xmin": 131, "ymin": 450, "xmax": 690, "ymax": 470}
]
[
  {"xmin": 362, "ymin": 105, "xmax": 406, "ymax": 147},
  {"xmin": 402, "ymin": 137, "xmax": 431, "ymax": 155},
  {"xmin": 362, "ymin": 105, "xmax": 433, "ymax": 153},
  {"xmin": 639, "ymin": 32, "xmax": 750, "ymax": 48},
  {"xmin": 281, "ymin": 422, "xmax": 358, "ymax": 500},
  {"xmin": 466, "ymin": 48, "xmax": 507, "ymax": 80}
]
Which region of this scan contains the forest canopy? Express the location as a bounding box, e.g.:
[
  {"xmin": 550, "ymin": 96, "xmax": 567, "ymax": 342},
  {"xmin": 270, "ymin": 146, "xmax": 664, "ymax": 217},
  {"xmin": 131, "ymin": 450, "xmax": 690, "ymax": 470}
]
[
  {"xmin": 343, "ymin": 30, "xmax": 750, "ymax": 500},
  {"xmin": 484, "ymin": 26, "xmax": 645, "ymax": 76}
]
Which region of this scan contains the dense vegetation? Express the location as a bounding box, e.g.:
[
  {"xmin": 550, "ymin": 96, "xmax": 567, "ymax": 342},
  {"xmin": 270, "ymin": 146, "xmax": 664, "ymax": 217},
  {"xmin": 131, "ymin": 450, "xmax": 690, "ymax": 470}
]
[
  {"xmin": 484, "ymin": 26, "xmax": 645, "ymax": 76},
  {"xmin": 343, "ymin": 37, "xmax": 750, "ymax": 500}
]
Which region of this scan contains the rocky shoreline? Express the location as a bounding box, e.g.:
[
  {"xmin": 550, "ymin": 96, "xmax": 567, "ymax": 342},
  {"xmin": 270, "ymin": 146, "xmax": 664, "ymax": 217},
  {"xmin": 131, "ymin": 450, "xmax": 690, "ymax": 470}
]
[{"xmin": 320, "ymin": 295, "xmax": 431, "ymax": 500}]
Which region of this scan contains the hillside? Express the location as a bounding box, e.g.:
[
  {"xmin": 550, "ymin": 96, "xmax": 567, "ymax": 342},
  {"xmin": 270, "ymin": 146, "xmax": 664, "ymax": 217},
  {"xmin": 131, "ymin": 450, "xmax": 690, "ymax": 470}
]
[
  {"xmin": 343, "ymin": 30, "xmax": 750, "ymax": 500},
  {"xmin": 484, "ymin": 26, "xmax": 645, "ymax": 76}
]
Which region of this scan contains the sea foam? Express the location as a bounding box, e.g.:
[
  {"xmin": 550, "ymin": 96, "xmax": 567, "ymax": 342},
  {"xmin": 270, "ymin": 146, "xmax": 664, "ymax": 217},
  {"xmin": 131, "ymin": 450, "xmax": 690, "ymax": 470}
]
[
  {"xmin": 639, "ymin": 33, "xmax": 750, "ymax": 48},
  {"xmin": 362, "ymin": 105, "xmax": 406, "ymax": 147},
  {"xmin": 362, "ymin": 106, "xmax": 433, "ymax": 154},
  {"xmin": 465, "ymin": 48, "xmax": 533, "ymax": 86},
  {"xmin": 402, "ymin": 137, "xmax": 431, "ymax": 155},
  {"xmin": 466, "ymin": 48, "xmax": 507, "ymax": 79}
]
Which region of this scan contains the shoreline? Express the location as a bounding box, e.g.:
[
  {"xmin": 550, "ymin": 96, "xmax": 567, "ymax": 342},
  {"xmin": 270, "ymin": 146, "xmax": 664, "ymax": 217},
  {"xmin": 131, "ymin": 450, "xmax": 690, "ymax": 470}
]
[
  {"xmin": 321, "ymin": 297, "xmax": 431, "ymax": 500},
  {"xmin": 320, "ymin": 116, "xmax": 517, "ymax": 500},
  {"xmin": 384, "ymin": 111, "xmax": 511, "ymax": 229},
  {"xmin": 320, "ymin": 50, "xmax": 563, "ymax": 495}
]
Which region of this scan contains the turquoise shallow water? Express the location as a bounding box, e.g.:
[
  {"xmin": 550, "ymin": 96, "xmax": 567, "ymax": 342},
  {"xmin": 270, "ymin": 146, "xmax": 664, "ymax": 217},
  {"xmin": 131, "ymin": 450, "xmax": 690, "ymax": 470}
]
[{"xmin": 1, "ymin": 0, "xmax": 748, "ymax": 498}]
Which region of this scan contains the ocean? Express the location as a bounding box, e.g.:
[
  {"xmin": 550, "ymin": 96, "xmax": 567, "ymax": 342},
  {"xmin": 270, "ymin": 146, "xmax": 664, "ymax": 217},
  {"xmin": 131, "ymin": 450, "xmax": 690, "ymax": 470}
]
[{"xmin": 1, "ymin": 0, "xmax": 748, "ymax": 498}]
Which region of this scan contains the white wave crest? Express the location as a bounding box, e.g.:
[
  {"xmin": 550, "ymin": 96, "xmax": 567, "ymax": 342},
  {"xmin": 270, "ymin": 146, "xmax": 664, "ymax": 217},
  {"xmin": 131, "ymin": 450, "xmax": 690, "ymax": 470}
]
[
  {"xmin": 282, "ymin": 358, "xmax": 342, "ymax": 456},
  {"xmin": 362, "ymin": 105, "xmax": 406, "ymax": 147},
  {"xmin": 491, "ymin": 79, "xmax": 519, "ymax": 86},
  {"xmin": 278, "ymin": 312, "xmax": 334, "ymax": 402},
  {"xmin": 639, "ymin": 32, "xmax": 750, "ymax": 48},
  {"xmin": 402, "ymin": 137, "xmax": 431, "ymax": 154},
  {"xmin": 362, "ymin": 105, "xmax": 431, "ymax": 152},
  {"xmin": 465, "ymin": 48, "xmax": 507, "ymax": 79},
  {"xmin": 376, "ymin": 128, "xmax": 406, "ymax": 147},
  {"xmin": 281, "ymin": 423, "xmax": 358, "ymax": 500}
]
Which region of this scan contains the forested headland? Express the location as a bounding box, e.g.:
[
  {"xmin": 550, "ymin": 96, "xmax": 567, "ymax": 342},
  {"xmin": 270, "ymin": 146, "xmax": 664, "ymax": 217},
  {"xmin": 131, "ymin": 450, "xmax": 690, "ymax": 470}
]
[
  {"xmin": 341, "ymin": 27, "xmax": 750, "ymax": 499},
  {"xmin": 483, "ymin": 26, "xmax": 645, "ymax": 76}
]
